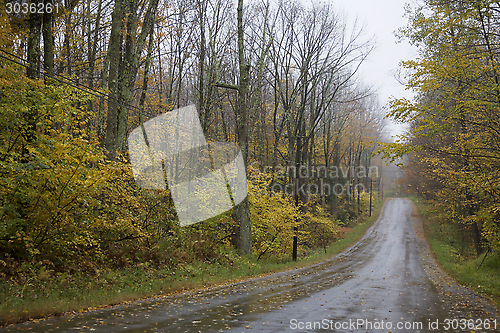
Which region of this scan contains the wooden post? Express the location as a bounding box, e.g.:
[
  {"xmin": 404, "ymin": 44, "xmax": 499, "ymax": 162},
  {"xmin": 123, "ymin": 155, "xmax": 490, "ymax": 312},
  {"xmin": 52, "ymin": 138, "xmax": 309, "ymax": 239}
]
[
  {"xmin": 380, "ymin": 178, "xmax": 383, "ymax": 200},
  {"xmin": 369, "ymin": 178, "xmax": 373, "ymax": 217},
  {"xmin": 292, "ymin": 136, "xmax": 301, "ymax": 262}
]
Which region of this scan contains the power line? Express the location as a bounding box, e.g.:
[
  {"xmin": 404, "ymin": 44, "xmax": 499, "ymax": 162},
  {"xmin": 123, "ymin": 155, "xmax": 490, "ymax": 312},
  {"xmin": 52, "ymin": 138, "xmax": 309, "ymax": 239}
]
[
  {"xmin": 0, "ymin": 48, "xmax": 209, "ymax": 136},
  {"xmin": 248, "ymin": 150, "xmax": 386, "ymax": 170},
  {"xmin": 0, "ymin": 48, "xmax": 145, "ymax": 115},
  {"xmin": 1, "ymin": 48, "xmax": 257, "ymax": 142}
]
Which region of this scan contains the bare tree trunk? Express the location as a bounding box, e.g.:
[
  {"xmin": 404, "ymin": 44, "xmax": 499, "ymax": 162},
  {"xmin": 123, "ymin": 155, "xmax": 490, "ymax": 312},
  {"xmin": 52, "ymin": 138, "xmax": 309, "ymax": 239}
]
[
  {"xmin": 105, "ymin": 0, "xmax": 159, "ymax": 157},
  {"xmin": 42, "ymin": 0, "xmax": 54, "ymax": 77},
  {"xmin": 139, "ymin": 26, "xmax": 155, "ymax": 124},
  {"xmin": 97, "ymin": 53, "xmax": 109, "ymax": 143},
  {"xmin": 104, "ymin": 0, "xmax": 125, "ymax": 157},
  {"xmin": 27, "ymin": 0, "xmax": 43, "ymax": 79},
  {"xmin": 87, "ymin": 0, "xmax": 103, "ymax": 90},
  {"xmin": 233, "ymin": 0, "xmax": 252, "ymax": 255},
  {"xmin": 197, "ymin": 0, "xmax": 206, "ymax": 129},
  {"xmin": 63, "ymin": 0, "xmax": 72, "ymax": 75}
]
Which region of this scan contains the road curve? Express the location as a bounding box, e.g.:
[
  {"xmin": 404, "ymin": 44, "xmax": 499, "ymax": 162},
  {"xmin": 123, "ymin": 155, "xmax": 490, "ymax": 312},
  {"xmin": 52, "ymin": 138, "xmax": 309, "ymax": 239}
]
[{"xmin": 2, "ymin": 198, "xmax": 499, "ymax": 332}]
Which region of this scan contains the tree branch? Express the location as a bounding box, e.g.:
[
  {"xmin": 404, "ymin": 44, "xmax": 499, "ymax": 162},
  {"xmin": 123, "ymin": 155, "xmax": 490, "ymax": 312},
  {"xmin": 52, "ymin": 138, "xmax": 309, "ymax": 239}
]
[{"xmin": 214, "ymin": 81, "xmax": 239, "ymax": 91}]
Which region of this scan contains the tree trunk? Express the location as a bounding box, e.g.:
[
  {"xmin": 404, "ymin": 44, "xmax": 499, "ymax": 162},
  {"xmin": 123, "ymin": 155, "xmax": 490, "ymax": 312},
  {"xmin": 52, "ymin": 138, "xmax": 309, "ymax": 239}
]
[
  {"xmin": 97, "ymin": 53, "xmax": 109, "ymax": 143},
  {"xmin": 234, "ymin": 0, "xmax": 252, "ymax": 255},
  {"xmin": 139, "ymin": 26, "xmax": 155, "ymax": 123},
  {"xmin": 88, "ymin": 0, "xmax": 103, "ymax": 89},
  {"xmin": 42, "ymin": 0, "xmax": 54, "ymax": 77},
  {"xmin": 197, "ymin": 0, "xmax": 206, "ymax": 129},
  {"xmin": 104, "ymin": 0, "xmax": 125, "ymax": 157},
  {"xmin": 27, "ymin": 0, "xmax": 43, "ymax": 79},
  {"xmin": 105, "ymin": 0, "xmax": 159, "ymax": 157},
  {"xmin": 63, "ymin": 0, "xmax": 72, "ymax": 75}
]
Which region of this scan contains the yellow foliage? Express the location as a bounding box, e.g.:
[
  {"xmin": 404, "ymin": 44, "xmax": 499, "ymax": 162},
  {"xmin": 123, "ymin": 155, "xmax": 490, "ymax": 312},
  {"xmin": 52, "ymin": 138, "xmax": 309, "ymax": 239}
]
[
  {"xmin": 0, "ymin": 62, "xmax": 177, "ymax": 269},
  {"xmin": 248, "ymin": 166, "xmax": 341, "ymax": 260}
]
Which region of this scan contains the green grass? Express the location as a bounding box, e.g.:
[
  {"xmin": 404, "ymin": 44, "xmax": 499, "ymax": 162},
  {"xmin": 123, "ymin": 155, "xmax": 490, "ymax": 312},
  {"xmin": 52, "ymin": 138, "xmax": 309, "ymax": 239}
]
[
  {"xmin": 383, "ymin": 189, "xmax": 409, "ymax": 198},
  {"xmin": 0, "ymin": 198, "xmax": 385, "ymax": 327},
  {"xmin": 411, "ymin": 196, "xmax": 500, "ymax": 309}
]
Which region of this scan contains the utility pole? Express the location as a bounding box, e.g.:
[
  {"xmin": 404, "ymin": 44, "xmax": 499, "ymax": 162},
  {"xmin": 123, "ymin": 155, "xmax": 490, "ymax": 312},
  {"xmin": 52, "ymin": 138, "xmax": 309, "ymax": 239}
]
[
  {"xmin": 285, "ymin": 134, "xmax": 307, "ymax": 262},
  {"xmin": 214, "ymin": 0, "xmax": 252, "ymax": 255},
  {"xmin": 292, "ymin": 136, "xmax": 300, "ymax": 262},
  {"xmin": 369, "ymin": 178, "xmax": 373, "ymax": 217}
]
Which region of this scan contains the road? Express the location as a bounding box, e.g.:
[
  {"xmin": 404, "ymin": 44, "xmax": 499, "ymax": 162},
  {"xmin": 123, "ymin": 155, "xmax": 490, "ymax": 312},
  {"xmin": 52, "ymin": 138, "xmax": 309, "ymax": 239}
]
[{"xmin": 3, "ymin": 198, "xmax": 499, "ymax": 332}]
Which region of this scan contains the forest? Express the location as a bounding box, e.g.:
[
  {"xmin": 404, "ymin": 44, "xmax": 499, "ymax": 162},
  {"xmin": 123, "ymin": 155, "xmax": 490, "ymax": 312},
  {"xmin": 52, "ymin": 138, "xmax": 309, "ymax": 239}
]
[{"xmin": 0, "ymin": 0, "xmax": 387, "ymax": 319}]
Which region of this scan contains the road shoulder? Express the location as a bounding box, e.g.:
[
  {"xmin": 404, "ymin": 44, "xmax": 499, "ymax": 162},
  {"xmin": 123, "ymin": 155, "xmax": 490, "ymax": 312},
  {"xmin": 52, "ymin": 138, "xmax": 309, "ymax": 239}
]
[{"xmin": 408, "ymin": 198, "xmax": 500, "ymax": 325}]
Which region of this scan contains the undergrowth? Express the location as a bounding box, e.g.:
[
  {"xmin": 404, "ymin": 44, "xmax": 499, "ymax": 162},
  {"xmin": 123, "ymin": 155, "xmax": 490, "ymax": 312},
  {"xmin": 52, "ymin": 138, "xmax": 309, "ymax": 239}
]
[{"xmin": 411, "ymin": 196, "xmax": 500, "ymax": 309}]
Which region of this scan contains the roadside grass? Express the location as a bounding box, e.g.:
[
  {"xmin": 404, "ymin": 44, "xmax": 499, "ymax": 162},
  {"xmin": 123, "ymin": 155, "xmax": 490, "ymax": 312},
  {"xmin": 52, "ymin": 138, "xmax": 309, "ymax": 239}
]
[
  {"xmin": 383, "ymin": 189, "xmax": 409, "ymax": 198},
  {"xmin": 383, "ymin": 189, "xmax": 399, "ymax": 198},
  {"xmin": 0, "ymin": 198, "xmax": 385, "ymax": 327},
  {"xmin": 410, "ymin": 196, "xmax": 500, "ymax": 309}
]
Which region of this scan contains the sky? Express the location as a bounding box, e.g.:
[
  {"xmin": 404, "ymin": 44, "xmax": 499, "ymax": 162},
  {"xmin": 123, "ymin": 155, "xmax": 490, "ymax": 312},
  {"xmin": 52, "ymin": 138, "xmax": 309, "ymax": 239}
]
[{"xmin": 333, "ymin": 0, "xmax": 419, "ymax": 137}]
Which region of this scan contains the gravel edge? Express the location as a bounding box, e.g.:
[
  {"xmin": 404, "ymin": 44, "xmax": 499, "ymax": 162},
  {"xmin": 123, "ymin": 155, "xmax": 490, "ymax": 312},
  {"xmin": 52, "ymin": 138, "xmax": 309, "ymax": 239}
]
[{"xmin": 409, "ymin": 199, "xmax": 500, "ymax": 328}]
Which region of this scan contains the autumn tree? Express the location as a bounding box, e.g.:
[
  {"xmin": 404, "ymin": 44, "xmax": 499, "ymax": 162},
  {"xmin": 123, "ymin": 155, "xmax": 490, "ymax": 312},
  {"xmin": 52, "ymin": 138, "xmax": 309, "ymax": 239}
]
[
  {"xmin": 381, "ymin": 0, "xmax": 500, "ymax": 254},
  {"xmin": 105, "ymin": 0, "xmax": 160, "ymax": 157}
]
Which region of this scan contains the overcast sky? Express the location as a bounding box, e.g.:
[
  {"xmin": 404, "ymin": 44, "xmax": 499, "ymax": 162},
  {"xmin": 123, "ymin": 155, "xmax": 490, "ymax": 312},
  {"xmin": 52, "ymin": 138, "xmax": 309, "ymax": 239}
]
[{"xmin": 334, "ymin": 0, "xmax": 419, "ymax": 137}]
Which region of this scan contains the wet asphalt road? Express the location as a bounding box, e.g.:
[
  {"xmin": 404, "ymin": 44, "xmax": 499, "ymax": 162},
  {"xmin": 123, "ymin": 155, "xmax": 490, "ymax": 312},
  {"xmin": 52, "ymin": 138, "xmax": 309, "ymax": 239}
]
[{"xmin": 3, "ymin": 198, "xmax": 499, "ymax": 332}]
